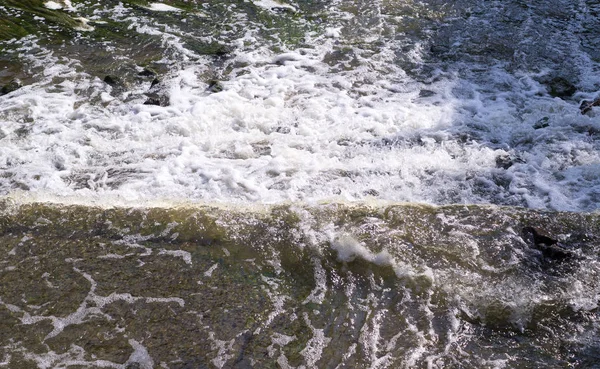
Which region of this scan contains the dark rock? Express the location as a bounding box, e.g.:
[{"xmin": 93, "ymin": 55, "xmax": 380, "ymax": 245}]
[
  {"xmin": 15, "ymin": 125, "xmax": 30, "ymax": 138},
  {"xmin": 541, "ymin": 244, "xmax": 573, "ymax": 261},
  {"xmin": 495, "ymin": 154, "xmax": 523, "ymax": 170},
  {"xmin": 523, "ymin": 226, "xmax": 558, "ymax": 247},
  {"xmin": 580, "ymin": 98, "xmax": 600, "ymax": 114},
  {"xmin": 547, "ymin": 77, "xmax": 577, "ymax": 98},
  {"xmin": 418, "ymin": 89, "xmax": 436, "ymax": 98},
  {"xmin": 125, "ymin": 363, "xmax": 141, "ymax": 369},
  {"xmin": 144, "ymin": 97, "xmax": 161, "ymax": 106},
  {"xmin": 275, "ymin": 126, "xmax": 290, "ymax": 134},
  {"xmin": 103, "ymin": 75, "xmax": 120, "ymax": 87},
  {"xmin": 363, "ymin": 189, "xmax": 380, "ymax": 197},
  {"xmin": 323, "ymin": 49, "xmax": 361, "ymax": 69},
  {"xmin": 533, "ymin": 117, "xmax": 550, "ymax": 129},
  {"xmin": 1, "ymin": 79, "xmax": 22, "ymax": 95},
  {"xmin": 144, "ymin": 93, "xmax": 169, "ymax": 107},
  {"xmin": 232, "ymin": 331, "xmax": 255, "ymax": 369},
  {"xmin": 272, "ymin": 54, "xmax": 300, "ymax": 65},
  {"xmin": 144, "ymin": 86, "xmax": 169, "ymax": 106},
  {"xmin": 429, "ymin": 44, "xmax": 449, "ymax": 54},
  {"xmin": 251, "ymin": 142, "xmax": 272, "ymax": 156},
  {"xmin": 213, "ymin": 49, "xmax": 229, "ymax": 58},
  {"xmin": 207, "ymin": 80, "xmax": 223, "ymax": 93},
  {"xmin": 144, "ymin": 77, "xmax": 169, "ymax": 106},
  {"xmin": 522, "ymin": 227, "xmax": 573, "ymax": 261},
  {"xmin": 138, "ymin": 68, "xmax": 157, "ymax": 77},
  {"xmin": 204, "ymin": 43, "xmax": 230, "ymax": 58},
  {"xmin": 103, "ymin": 75, "xmax": 129, "ymax": 96},
  {"xmin": 271, "ymin": 6, "xmax": 295, "ymax": 14},
  {"xmin": 573, "ymin": 124, "xmax": 600, "ymax": 136}
]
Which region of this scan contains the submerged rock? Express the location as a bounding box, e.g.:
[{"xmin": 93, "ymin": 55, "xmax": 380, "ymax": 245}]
[
  {"xmin": 103, "ymin": 75, "xmax": 120, "ymax": 87},
  {"xmin": 522, "ymin": 226, "xmax": 574, "ymax": 261},
  {"xmin": 495, "ymin": 154, "xmax": 524, "ymax": 170},
  {"xmin": 143, "ymin": 93, "xmax": 169, "ymax": 106},
  {"xmin": 103, "ymin": 75, "xmax": 132, "ymax": 97},
  {"xmin": 580, "ymin": 98, "xmax": 600, "ymax": 114},
  {"xmin": 418, "ymin": 89, "xmax": 436, "ymax": 98},
  {"xmin": 137, "ymin": 68, "xmax": 157, "ymax": 77},
  {"xmin": 207, "ymin": 79, "xmax": 223, "ymax": 93},
  {"xmin": 533, "ymin": 117, "xmax": 550, "ymax": 129},
  {"xmin": 144, "ymin": 78, "xmax": 169, "ymax": 106},
  {"xmin": 547, "ymin": 77, "xmax": 577, "ymax": 98},
  {"xmin": 0, "ymin": 79, "xmax": 22, "ymax": 95},
  {"xmin": 143, "ymin": 96, "xmax": 161, "ymax": 106}
]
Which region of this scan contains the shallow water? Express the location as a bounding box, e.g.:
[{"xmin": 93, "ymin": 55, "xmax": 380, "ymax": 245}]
[
  {"xmin": 1, "ymin": 0, "xmax": 600, "ymax": 368},
  {"xmin": 1, "ymin": 200, "xmax": 599, "ymax": 368}
]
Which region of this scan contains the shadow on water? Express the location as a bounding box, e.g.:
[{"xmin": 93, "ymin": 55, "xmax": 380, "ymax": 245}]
[{"xmin": 363, "ymin": 0, "xmax": 600, "ymax": 210}]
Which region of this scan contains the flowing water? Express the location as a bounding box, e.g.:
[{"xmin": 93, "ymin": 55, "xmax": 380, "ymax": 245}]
[{"xmin": 0, "ymin": 0, "xmax": 599, "ymax": 368}]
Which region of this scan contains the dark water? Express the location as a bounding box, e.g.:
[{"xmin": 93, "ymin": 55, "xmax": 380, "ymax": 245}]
[{"xmin": 1, "ymin": 200, "xmax": 599, "ymax": 368}]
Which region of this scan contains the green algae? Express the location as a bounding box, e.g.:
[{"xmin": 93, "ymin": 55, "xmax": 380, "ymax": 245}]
[
  {"xmin": 2, "ymin": 0, "xmax": 83, "ymax": 27},
  {"xmin": 0, "ymin": 0, "xmax": 330, "ymax": 105},
  {"xmin": 0, "ymin": 18, "xmax": 31, "ymax": 40},
  {"xmin": 0, "ymin": 0, "xmax": 86, "ymax": 45}
]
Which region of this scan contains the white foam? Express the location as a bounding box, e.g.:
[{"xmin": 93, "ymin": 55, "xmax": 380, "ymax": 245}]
[
  {"xmin": 330, "ymin": 233, "xmax": 435, "ymax": 284},
  {"xmin": 158, "ymin": 249, "xmax": 192, "ymax": 265},
  {"xmin": 1, "ymin": 0, "xmax": 599, "ymax": 212},
  {"xmin": 207, "ymin": 332, "xmax": 235, "ymax": 369},
  {"xmin": 260, "ymin": 276, "xmax": 290, "ymax": 331},
  {"xmin": 23, "ymin": 345, "xmax": 122, "ymax": 368},
  {"xmin": 147, "ymin": 3, "xmax": 182, "ymax": 12},
  {"xmin": 126, "ymin": 339, "xmax": 155, "ymax": 369},
  {"xmin": 73, "ymin": 17, "xmax": 95, "ymax": 31},
  {"xmin": 325, "ymin": 27, "xmax": 341, "ymax": 38},
  {"xmin": 358, "ymin": 308, "xmax": 394, "ymax": 367},
  {"xmin": 300, "ymin": 313, "xmax": 331, "ymax": 367},
  {"xmin": 98, "ymin": 253, "xmax": 130, "ymax": 259},
  {"xmin": 252, "ymin": 0, "xmax": 296, "ymax": 12},
  {"xmin": 44, "ymin": 0, "xmax": 73, "ymax": 11},
  {"xmin": 268, "ymin": 333, "xmax": 296, "ymax": 358},
  {"xmin": 302, "ymin": 258, "xmax": 327, "ymax": 304},
  {"xmin": 44, "ymin": 1, "xmax": 63, "ymax": 10},
  {"xmin": 204, "ymin": 263, "xmax": 219, "ymax": 277},
  {"xmin": 332, "ymin": 234, "xmax": 393, "ymax": 265},
  {"xmin": 2, "ymin": 267, "xmax": 185, "ymax": 344},
  {"xmin": 268, "ymin": 333, "xmax": 297, "ymax": 368}
]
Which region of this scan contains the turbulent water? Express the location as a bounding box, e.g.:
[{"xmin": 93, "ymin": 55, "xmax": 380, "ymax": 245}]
[
  {"xmin": 0, "ymin": 0, "xmax": 600, "ymax": 368},
  {"xmin": 0, "ymin": 0, "xmax": 598, "ymax": 209}
]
